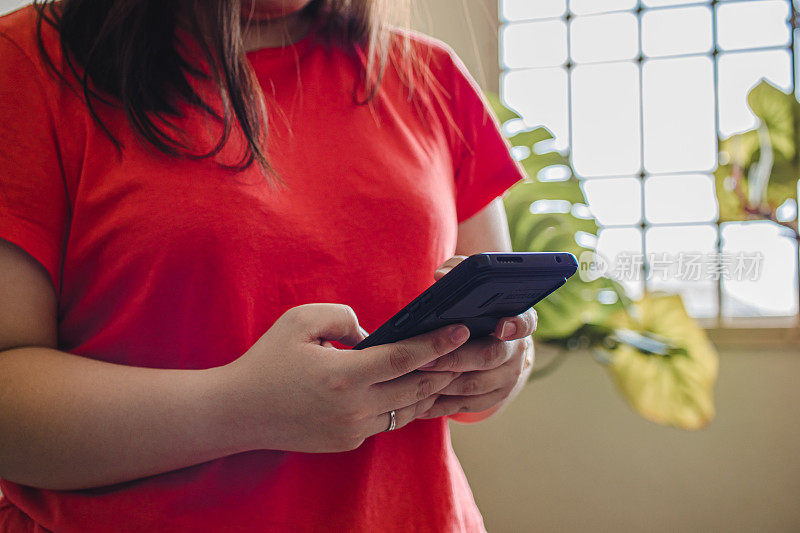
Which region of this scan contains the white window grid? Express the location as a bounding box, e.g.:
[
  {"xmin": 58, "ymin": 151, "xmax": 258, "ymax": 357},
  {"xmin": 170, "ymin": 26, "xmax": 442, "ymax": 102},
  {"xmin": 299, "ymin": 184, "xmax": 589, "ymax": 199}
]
[{"xmin": 500, "ymin": 0, "xmax": 800, "ymax": 323}]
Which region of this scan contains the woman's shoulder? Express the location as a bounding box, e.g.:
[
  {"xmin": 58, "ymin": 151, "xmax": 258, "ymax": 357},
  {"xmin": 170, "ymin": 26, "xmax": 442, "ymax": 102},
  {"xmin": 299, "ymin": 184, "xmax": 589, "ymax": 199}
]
[
  {"xmin": 0, "ymin": 4, "xmax": 64, "ymax": 79},
  {"xmin": 388, "ymin": 28, "xmax": 463, "ymax": 76},
  {"xmin": 386, "ymin": 28, "xmax": 486, "ymax": 116},
  {"xmin": 0, "ymin": 4, "xmax": 67, "ymax": 90},
  {"xmin": 0, "ymin": 4, "xmax": 66, "ymax": 90},
  {"xmin": 0, "ymin": 3, "xmax": 77, "ymax": 109},
  {"xmin": 386, "ymin": 27, "xmax": 482, "ymax": 106},
  {"xmin": 0, "ymin": 5, "xmax": 82, "ymax": 165}
]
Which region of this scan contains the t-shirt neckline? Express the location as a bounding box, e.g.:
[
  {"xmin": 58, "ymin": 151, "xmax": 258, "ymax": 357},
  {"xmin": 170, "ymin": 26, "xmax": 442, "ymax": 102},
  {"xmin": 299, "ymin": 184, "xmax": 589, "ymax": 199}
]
[{"xmin": 244, "ymin": 19, "xmax": 319, "ymax": 59}]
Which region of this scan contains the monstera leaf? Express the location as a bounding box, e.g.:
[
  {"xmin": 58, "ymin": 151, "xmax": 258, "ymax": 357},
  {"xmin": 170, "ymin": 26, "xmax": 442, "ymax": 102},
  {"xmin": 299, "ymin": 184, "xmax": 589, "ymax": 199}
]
[
  {"xmin": 599, "ymin": 293, "xmax": 718, "ymax": 430},
  {"xmin": 716, "ymin": 80, "xmax": 800, "ymax": 222},
  {"xmin": 486, "ymin": 91, "xmax": 718, "ymax": 430},
  {"xmin": 503, "ymin": 187, "xmax": 627, "ymax": 339},
  {"xmin": 484, "ymin": 92, "xmax": 570, "ymax": 182},
  {"xmin": 484, "ymin": 91, "xmax": 521, "ymax": 125},
  {"xmin": 746, "ymin": 79, "xmax": 797, "ymax": 160},
  {"xmin": 490, "ymin": 95, "xmax": 627, "ymax": 339}
]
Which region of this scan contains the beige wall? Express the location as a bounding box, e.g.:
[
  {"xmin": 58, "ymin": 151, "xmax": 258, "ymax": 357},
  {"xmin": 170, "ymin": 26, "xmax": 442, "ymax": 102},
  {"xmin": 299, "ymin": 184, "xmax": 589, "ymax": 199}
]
[
  {"xmin": 410, "ymin": 0, "xmax": 501, "ymax": 93},
  {"xmin": 409, "ymin": 3, "xmax": 800, "ymax": 532},
  {"xmin": 0, "ymin": 0, "xmax": 27, "ymax": 15},
  {"xmin": 449, "ymin": 345, "xmax": 800, "ymax": 532}
]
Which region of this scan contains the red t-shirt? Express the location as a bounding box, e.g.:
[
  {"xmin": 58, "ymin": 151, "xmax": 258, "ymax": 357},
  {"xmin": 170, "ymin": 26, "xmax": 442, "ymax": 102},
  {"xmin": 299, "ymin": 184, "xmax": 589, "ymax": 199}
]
[{"xmin": 0, "ymin": 5, "xmax": 525, "ymax": 532}]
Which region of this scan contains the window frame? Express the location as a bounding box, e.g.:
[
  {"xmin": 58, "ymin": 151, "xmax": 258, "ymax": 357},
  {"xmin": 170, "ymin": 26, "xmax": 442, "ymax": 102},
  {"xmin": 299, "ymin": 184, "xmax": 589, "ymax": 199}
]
[{"xmin": 498, "ymin": 0, "xmax": 800, "ymax": 335}]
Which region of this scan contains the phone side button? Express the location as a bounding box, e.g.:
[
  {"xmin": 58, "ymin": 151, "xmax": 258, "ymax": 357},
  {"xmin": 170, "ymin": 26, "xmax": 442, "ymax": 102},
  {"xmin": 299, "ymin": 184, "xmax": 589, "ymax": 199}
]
[{"xmin": 393, "ymin": 312, "xmax": 412, "ymax": 328}]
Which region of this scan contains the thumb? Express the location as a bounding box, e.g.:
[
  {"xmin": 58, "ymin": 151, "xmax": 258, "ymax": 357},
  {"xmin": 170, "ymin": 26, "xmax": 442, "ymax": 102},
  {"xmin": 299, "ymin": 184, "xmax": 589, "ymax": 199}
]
[
  {"xmin": 434, "ymin": 255, "xmax": 468, "ymax": 281},
  {"xmin": 323, "ymin": 325, "xmax": 368, "ymax": 348},
  {"xmin": 291, "ymin": 303, "xmax": 366, "ymax": 347}
]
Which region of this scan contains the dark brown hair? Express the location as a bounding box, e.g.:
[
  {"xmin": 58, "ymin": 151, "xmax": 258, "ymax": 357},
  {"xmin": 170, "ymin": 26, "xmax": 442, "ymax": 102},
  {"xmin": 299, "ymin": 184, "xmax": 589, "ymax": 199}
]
[{"xmin": 32, "ymin": 0, "xmax": 416, "ymax": 187}]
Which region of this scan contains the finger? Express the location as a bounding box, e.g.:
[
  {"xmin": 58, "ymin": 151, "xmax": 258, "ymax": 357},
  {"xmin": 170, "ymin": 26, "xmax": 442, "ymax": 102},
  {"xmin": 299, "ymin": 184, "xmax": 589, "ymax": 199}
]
[
  {"xmin": 417, "ymin": 388, "xmax": 512, "ymax": 419},
  {"xmin": 370, "ymin": 370, "xmax": 461, "ymax": 413},
  {"xmin": 493, "ymin": 308, "xmax": 538, "ymax": 341},
  {"xmin": 435, "ymin": 364, "xmax": 517, "ymax": 397},
  {"xmin": 367, "ymin": 394, "xmax": 441, "ymax": 436},
  {"xmin": 418, "ymin": 335, "xmax": 511, "ymax": 372},
  {"xmin": 434, "ymin": 255, "xmax": 468, "ymax": 280},
  {"xmin": 351, "ymin": 324, "xmax": 470, "ymax": 384},
  {"xmin": 521, "ymin": 337, "xmax": 535, "ymax": 372},
  {"xmin": 294, "ymin": 303, "xmax": 365, "ymax": 347}
]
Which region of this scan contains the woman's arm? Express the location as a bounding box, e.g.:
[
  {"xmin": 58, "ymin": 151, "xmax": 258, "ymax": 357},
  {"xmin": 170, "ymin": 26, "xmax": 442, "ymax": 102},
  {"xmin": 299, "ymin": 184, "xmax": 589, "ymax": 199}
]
[
  {"xmin": 0, "ymin": 239, "xmax": 246, "ymax": 491},
  {"xmin": 447, "ymin": 198, "xmax": 533, "ymax": 423},
  {"xmin": 0, "ymin": 346, "xmax": 242, "ymax": 491},
  {"xmin": 0, "ymin": 237, "xmax": 464, "ymax": 490},
  {"xmin": 453, "ymin": 198, "xmax": 513, "ymax": 259}
]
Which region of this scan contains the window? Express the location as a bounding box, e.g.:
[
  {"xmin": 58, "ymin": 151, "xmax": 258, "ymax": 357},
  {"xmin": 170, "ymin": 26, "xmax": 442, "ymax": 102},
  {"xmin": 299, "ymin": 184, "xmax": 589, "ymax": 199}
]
[{"xmin": 500, "ymin": 0, "xmax": 800, "ymax": 323}]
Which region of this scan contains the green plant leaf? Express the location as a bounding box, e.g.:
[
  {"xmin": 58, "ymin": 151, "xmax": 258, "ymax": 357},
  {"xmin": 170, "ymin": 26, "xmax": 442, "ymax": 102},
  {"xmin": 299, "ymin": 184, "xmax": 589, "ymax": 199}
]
[
  {"xmin": 714, "ymin": 161, "xmax": 748, "ymax": 222},
  {"xmin": 483, "ymin": 92, "xmax": 521, "ymax": 125},
  {"xmin": 486, "ymin": 92, "xmax": 640, "ymax": 341},
  {"xmin": 601, "ymin": 293, "xmax": 719, "ymax": 430},
  {"xmin": 746, "ymin": 80, "xmax": 796, "ymax": 161},
  {"xmin": 715, "ymin": 80, "xmax": 800, "ymax": 220},
  {"xmin": 486, "ymin": 90, "xmax": 719, "ymax": 431}
]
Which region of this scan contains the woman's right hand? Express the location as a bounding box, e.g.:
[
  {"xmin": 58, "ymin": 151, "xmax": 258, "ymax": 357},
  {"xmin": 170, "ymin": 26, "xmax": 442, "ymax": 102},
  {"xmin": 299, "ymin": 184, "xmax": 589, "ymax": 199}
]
[{"xmin": 222, "ymin": 303, "xmax": 470, "ymax": 454}]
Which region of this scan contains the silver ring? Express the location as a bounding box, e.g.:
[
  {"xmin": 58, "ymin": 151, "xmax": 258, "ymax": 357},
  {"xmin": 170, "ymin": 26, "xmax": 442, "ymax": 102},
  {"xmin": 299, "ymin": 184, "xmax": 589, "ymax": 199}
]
[{"xmin": 385, "ymin": 410, "xmax": 396, "ymax": 432}]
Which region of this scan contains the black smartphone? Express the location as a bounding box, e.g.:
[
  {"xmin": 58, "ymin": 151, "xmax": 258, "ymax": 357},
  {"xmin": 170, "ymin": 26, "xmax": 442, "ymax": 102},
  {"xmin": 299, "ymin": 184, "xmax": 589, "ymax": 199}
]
[{"xmin": 352, "ymin": 252, "xmax": 578, "ymax": 350}]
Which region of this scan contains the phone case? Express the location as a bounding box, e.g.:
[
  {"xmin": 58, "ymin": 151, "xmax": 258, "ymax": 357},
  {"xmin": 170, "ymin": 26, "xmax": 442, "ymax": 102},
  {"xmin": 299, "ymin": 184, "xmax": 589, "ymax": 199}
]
[{"xmin": 352, "ymin": 252, "xmax": 578, "ymax": 350}]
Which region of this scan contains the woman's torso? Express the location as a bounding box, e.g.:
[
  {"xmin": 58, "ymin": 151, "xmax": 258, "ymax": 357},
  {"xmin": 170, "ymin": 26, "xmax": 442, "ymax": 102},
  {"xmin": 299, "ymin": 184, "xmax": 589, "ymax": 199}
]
[{"xmin": 0, "ymin": 5, "xmax": 486, "ymax": 532}]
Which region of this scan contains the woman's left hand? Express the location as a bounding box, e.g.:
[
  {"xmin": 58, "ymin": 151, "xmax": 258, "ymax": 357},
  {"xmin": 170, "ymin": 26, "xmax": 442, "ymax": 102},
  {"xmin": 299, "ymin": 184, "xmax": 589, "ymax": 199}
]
[{"xmin": 417, "ymin": 255, "xmax": 536, "ymax": 422}]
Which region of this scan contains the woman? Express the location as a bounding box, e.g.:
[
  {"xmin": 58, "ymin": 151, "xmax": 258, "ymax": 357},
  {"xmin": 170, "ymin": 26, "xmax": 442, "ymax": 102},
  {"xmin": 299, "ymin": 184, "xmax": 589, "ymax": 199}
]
[{"xmin": 0, "ymin": 0, "xmax": 536, "ymax": 531}]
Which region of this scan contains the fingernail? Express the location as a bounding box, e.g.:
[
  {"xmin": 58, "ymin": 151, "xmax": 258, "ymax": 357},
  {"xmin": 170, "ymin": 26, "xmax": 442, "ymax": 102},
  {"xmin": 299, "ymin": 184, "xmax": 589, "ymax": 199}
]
[
  {"xmin": 450, "ymin": 325, "xmax": 469, "ymax": 344},
  {"xmin": 501, "ymin": 322, "xmax": 517, "ymax": 339}
]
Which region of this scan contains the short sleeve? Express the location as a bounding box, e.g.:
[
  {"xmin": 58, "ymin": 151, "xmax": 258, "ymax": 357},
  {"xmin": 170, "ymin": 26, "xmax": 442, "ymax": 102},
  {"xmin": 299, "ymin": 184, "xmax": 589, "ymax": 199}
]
[
  {"xmin": 441, "ymin": 47, "xmax": 526, "ymax": 223},
  {"xmin": 0, "ymin": 33, "xmax": 68, "ymax": 293}
]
